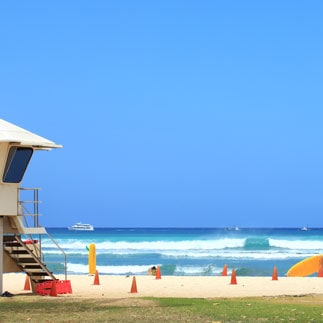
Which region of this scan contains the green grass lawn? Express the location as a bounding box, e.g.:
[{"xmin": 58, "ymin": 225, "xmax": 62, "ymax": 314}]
[{"xmin": 1, "ymin": 295, "xmax": 323, "ymax": 322}]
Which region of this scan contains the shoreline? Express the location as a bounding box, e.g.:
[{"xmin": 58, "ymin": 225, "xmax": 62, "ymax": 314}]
[{"xmin": 3, "ymin": 273, "xmax": 323, "ymax": 299}]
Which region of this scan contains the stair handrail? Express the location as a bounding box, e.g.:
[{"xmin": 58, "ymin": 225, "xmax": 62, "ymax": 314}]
[
  {"xmin": 14, "ymin": 235, "xmax": 57, "ymax": 281},
  {"xmin": 18, "ymin": 187, "xmax": 68, "ymax": 281},
  {"xmin": 40, "ymin": 230, "xmax": 67, "ymax": 281}
]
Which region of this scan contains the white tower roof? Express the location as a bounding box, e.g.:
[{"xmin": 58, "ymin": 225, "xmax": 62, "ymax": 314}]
[{"xmin": 0, "ymin": 119, "xmax": 62, "ymax": 149}]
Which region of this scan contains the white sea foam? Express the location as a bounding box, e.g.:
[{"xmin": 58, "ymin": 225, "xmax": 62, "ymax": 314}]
[
  {"xmin": 269, "ymin": 239, "xmax": 323, "ymax": 250},
  {"xmin": 41, "ymin": 237, "xmax": 323, "ymax": 260},
  {"xmin": 44, "ymin": 249, "xmax": 314, "ymax": 260},
  {"xmin": 66, "ymin": 263, "xmax": 155, "ymax": 275},
  {"xmin": 41, "ymin": 236, "xmax": 323, "ymax": 265},
  {"xmin": 66, "ymin": 263, "xmax": 226, "ymax": 276},
  {"xmin": 45, "ymin": 237, "xmax": 323, "ymax": 254},
  {"xmin": 42, "ymin": 238, "xmax": 246, "ymax": 252},
  {"xmin": 174, "ymin": 265, "xmax": 224, "ymax": 275}
]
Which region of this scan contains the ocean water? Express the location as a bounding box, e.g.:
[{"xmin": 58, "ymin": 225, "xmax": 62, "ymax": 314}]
[{"xmin": 40, "ymin": 227, "xmax": 323, "ymax": 277}]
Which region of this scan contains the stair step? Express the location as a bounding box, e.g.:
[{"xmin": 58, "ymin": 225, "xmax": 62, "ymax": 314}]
[
  {"xmin": 30, "ymin": 272, "xmax": 51, "ymax": 277},
  {"xmin": 8, "ymin": 250, "xmax": 30, "ymax": 255},
  {"xmin": 25, "ymin": 268, "xmax": 45, "ymax": 273},
  {"xmin": 5, "ymin": 248, "xmax": 30, "ymax": 255},
  {"xmin": 4, "ymin": 240, "xmax": 39, "ymax": 247},
  {"xmin": 23, "ymin": 265, "xmax": 43, "ymax": 269},
  {"xmin": 4, "ymin": 242, "xmax": 21, "ymax": 247},
  {"xmin": 17, "ymin": 258, "xmax": 38, "ymax": 264},
  {"xmin": 3, "ymin": 236, "xmax": 17, "ymax": 242}
]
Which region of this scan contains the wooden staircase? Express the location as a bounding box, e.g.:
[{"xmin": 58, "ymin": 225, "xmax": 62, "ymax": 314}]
[
  {"xmin": 3, "ymin": 235, "xmax": 56, "ymax": 289},
  {"xmin": 2, "ymin": 188, "xmax": 71, "ymax": 295}
]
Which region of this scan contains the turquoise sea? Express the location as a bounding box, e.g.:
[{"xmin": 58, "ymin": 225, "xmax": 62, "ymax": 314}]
[{"xmin": 42, "ymin": 227, "xmax": 323, "ymax": 277}]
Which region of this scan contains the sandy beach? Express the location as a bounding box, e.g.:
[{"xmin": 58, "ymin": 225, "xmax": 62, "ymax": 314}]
[{"xmin": 3, "ymin": 273, "xmax": 323, "ymax": 299}]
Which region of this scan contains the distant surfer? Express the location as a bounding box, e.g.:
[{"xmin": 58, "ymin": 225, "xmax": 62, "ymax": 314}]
[{"xmin": 148, "ymin": 266, "xmax": 157, "ymax": 276}]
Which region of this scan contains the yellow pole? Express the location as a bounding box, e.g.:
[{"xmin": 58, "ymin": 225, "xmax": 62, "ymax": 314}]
[{"xmin": 88, "ymin": 243, "xmax": 96, "ymax": 275}]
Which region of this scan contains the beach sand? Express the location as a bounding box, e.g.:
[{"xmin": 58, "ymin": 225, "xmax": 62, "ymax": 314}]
[{"xmin": 3, "ymin": 273, "xmax": 323, "ymax": 299}]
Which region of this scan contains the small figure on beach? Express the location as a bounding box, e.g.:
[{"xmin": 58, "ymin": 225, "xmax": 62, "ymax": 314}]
[{"xmin": 148, "ymin": 266, "xmax": 157, "ymax": 276}]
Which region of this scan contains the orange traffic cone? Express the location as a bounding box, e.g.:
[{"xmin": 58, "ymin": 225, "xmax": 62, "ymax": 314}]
[
  {"xmin": 50, "ymin": 280, "xmax": 58, "ymax": 297},
  {"xmin": 130, "ymin": 276, "xmax": 138, "ymax": 293},
  {"xmin": 24, "ymin": 275, "xmax": 31, "ymax": 291},
  {"xmin": 318, "ymin": 264, "xmax": 323, "ymax": 277},
  {"xmin": 93, "ymin": 270, "xmax": 100, "ymax": 285},
  {"xmin": 230, "ymin": 269, "xmax": 237, "ymax": 285},
  {"xmin": 156, "ymin": 266, "xmax": 161, "ymax": 279},
  {"xmin": 272, "ymin": 266, "xmax": 278, "ymax": 280},
  {"xmin": 222, "ymin": 264, "xmax": 227, "ymax": 276}
]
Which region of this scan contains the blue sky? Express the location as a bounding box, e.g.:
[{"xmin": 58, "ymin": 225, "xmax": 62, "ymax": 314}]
[{"xmin": 1, "ymin": 1, "xmax": 323, "ymax": 227}]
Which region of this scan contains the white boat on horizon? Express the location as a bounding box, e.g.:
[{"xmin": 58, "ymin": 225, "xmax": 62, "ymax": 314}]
[{"xmin": 68, "ymin": 222, "xmax": 94, "ymax": 231}]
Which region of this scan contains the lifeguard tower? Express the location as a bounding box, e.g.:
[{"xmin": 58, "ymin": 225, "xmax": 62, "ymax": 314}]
[{"xmin": 0, "ymin": 119, "xmax": 70, "ymax": 295}]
